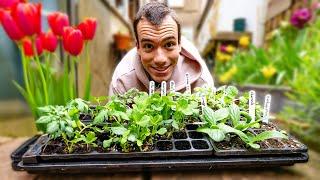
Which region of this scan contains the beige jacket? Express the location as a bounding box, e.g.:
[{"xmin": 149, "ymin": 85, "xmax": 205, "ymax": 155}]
[{"xmin": 108, "ymin": 37, "xmax": 214, "ymax": 96}]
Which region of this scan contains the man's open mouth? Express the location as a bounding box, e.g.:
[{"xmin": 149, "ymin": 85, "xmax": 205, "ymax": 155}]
[{"xmin": 151, "ymin": 65, "xmax": 171, "ymax": 74}]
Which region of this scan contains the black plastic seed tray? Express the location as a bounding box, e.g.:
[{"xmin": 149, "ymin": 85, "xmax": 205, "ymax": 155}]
[
  {"xmin": 15, "ymin": 153, "xmax": 309, "ymax": 174},
  {"xmin": 11, "ymin": 135, "xmax": 40, "ymax": 171},
  {"xmin": 22, "ymin": 126, "xmax": 213, "ymax": 164},
  {"xmin": 210, "ymin": 123, "xmax": 308, "ymax": 156}
]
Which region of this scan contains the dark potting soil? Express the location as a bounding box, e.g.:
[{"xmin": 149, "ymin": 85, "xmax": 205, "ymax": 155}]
[
  {"xmin": 175, "ymin": 141, "xmax": 191, "ymax": 150},
  {"xmin": 42, "ymin": 139, "xmax": 67, "ymax": 154},
  {"xmin": 156, "ymin": 141, "xmax": 173, "ymax": 151},
  {"xmin": 258, "ymin": 142, "xmax": 268, "ymax": 149},
  {"xmin": 188, "ymin": 131, "xmax": 203, "ymax": 139},
  {"xmin": 186, "ymin": 124, "xmax": 199, "ymax": 130},
  {"xmin": 261, "ymin": 123, "xmax": 278, "ymax": 130},
  {"xmin": 265, "ymin": 139, "xmax": 286, "ymax": 148},
  {"xmin": 281, "ymin": 138, "xmax": 302, "ymax": 149},
  {"xmin": 215, "ymin": 137, "xmax": 246, "ymax": 150},
  {"xmin": 192, "ymin": 140, "xmax": 209, "ymax": 149},
  {"xmin": 173, "ymin": 131, "xmax": 187, "ymax": 139},
  {"xmin": 79, "ymin": 114, "xmax": 92, "ymax": 121}
]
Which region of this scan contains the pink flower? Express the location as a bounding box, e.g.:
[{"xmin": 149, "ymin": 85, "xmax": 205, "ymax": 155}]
[{"xmin": 290, "ymin": 8, "xmax": 312, "ymax": 29}]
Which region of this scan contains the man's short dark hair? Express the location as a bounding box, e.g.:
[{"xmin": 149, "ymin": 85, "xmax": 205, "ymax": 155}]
[{"xmin": 133, "ymin": 2, "xmax": 181, "ymax": 47}]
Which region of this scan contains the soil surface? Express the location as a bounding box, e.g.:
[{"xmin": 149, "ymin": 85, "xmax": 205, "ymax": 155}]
[
  {"xmin": 173, "ymin": 131, "xmax": 187, "ymax": 139},
  {"xmin": 188, "ymin": 131, "xmax": 204, "ymax": 139},
  {"xmin": 175, "ymin": 140, "xmax": 191, "ymax": 150},
  {"xmin": 186, "ymin": 124, "xmax": 199, "ymax": 130},
  {"xmin": 156, "ymin": 141, "xmax": 173, "ymax": 151},
  {"xmin": 192, "ymin": 140, "xmax": 209, "ymax": 149},
  {"xmin": 215, "ymin": 137, "xmax": 246, "ymax": 150},
  {"xmin": 266, "ymin": 139, "xmax": 286, "ymax": 149}
]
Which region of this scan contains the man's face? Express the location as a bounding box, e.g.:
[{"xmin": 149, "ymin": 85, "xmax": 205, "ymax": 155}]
[{"xmin": 136, "ymin": 15, "xmax": 181, "ymax": 83}]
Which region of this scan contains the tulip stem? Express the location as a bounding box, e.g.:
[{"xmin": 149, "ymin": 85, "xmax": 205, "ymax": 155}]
[
  {"xmin": 45, "ymin": 53, "xmax": 52, "ymax": 104},
  {"xmin": 18, "ymin": 45, "xmax": 36, "ymax": 114},
  {"xmin": 32, "ymin": 40, "xmax": 49, "ymax": 105},
  {"xmin": 63, "ymin": 55, "xmax": 70, "ymax": 102},
  {"xmin": 70, "ymin": 56, "xmax": 76, "ymax": 99},
  {"xmin": 84, "ymin": 43, "xmax": 91, "ymax": 100}
]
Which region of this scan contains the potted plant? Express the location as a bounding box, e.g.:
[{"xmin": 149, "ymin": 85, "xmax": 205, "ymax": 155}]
[{"xmin": 113, "ymin": 32, "xmax": 133, "ymax": 51}]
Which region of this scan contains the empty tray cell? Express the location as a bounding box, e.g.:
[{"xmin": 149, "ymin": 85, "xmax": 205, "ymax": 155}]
[
  {"xmin": 175, "ymin": 141, "xmax": 191, "ymax": 150},
  {"xmin": 188, "ymin": 131, "xmax": 204, "ymax": 139},
  {"xmin": 281, "ymin": 138, "xmax": 304, "ymax": 149},
  {"xmin": 173, "ymin": 131, "xmax": 187, "ymax": 139},
  {"xmin": 156, "ymin": 141, "xmax": 173, "ymax": 151},
  {"xmin": 191, "ymin": 140, "xmax": 209, "ymax": 150},
  {"xmin": 186, "ymin": 124, "xmax": 199, "ymax": 130}
]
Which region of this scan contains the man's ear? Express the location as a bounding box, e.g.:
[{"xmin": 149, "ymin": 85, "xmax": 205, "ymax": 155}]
[{"xmin": 136, "ymin": 41, "xmax": 141, "ymax": 56}]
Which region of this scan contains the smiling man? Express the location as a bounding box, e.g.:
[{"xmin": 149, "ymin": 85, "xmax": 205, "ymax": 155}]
[{"xmin": 109, "ymin": 2, "xmax": 213, "ymax": 95}]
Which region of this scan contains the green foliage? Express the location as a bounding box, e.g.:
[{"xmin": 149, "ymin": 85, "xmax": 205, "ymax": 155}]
[{"xmin": 37, "ymin": 86, "xmax": 287, "ymax": 152}]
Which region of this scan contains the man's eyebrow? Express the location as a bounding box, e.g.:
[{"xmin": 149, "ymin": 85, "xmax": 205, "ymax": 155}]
[
  {"xmin": 162, "ymin": 36, "xmax": 176, "ymax": 42},
  {"xmin": 140, "ymin": 38, "xmax": 154, "ymax": 43}
]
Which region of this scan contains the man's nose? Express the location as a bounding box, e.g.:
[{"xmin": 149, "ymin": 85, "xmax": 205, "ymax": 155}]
[{"xmin": 154, "ymin": 48, "xmax": 167, "ymax": 66}]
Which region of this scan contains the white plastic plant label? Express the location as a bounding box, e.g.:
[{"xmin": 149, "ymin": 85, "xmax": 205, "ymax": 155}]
[
  {"xmin": 249, "ymin": 90, "xmax": 256, "ymax": 121},
  {"xmin": 170, "ymin": 80, "xmax": 175, "ymax": 93},
  {"xmin": 161, "ymin": 81, "xmax": 167, "ymax": 96},
  {"xmin": 201, "ymin": 95, "xmax": 207, "ymax": 114},
  {"xmin": 263, "ymin": 94, "xmax": 272, "ymax": 123},
  {"xmin": 149, "ymin": 81, "xmax": 155, "ymax": 96},
  {"xmin": 185, "ymin": 73, "xmax": 191, "ymax": 94}
]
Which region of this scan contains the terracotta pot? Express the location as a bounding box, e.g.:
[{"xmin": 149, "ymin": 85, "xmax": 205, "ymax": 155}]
[{"xmin": 113, "ymin": 33, "xmax": 132, "ymax": 50}]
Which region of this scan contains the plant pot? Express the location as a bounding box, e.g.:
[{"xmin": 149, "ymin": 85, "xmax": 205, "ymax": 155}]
[
  {"xmin": 236, "ymin": 84, "xmax": 292, "ymax": 113},
  {"xmin": 113, "ymin": 33, "xmax": 133, "ymax": 50}
]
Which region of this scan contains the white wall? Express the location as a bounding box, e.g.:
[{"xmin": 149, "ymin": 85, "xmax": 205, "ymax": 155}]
[{"xmin": 217, "ymin": 0, "xmax": 268, "ymax": 46}]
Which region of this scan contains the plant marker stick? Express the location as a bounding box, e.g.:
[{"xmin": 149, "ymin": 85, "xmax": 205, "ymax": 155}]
[
  {"xmin": 170, "ymin": 80, "xmax": 175, "ymax": 93},
  {"xmin": 201, "ymin": 95, "xmax": 207, "ymax": 114},
  {"xmin": 185, "ymin": 73, "xmax": 191, "ymax": 94},
  {"xmin": 263, "ymin": 94, "xmax": 271, "ymax": 123},
  {"xmin": 249, "ymin": 90, "xmax": 256, "ymax": 122},
  {"xmin": 161, "ymin": 81, "xmax": 167, "ymax": 96},
  {"xmin": 149, "ymin": 81, "xmax": 155, "ymax": 96}
]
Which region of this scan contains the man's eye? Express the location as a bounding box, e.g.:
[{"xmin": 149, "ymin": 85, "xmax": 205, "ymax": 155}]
[
  {"xmin": 165, "ymin": 42, "xmax": 175, "ymax": 48},
  {"xmin": 143, "ymin": 44, "xmax": 154, "ymax": 50}
]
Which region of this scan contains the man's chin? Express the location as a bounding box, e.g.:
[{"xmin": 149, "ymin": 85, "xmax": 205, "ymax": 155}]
[{"xmin": 151, "ymin": 74, "xmax": 172, "ymax": 83}]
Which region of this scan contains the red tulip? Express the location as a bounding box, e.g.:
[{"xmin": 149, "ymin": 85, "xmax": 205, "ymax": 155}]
[
  {"xmin": 0, "ymin": 9, "xmax": 24, "ymax": 40},
  {"xmin": 47, "ymin": 12, "xmax": 69, "ymax": 37},
  {"xmin": 22, "ymin": 37, "xmax": 43, "ymax": 57},
  {"xmin": 41, "ymin": 30, "xmax": 58, "ymax": 52},
  {"xmin": 0, "ymin": 0, "xmax": 25, "ymax": 10},
  {"xmin": 77, "ymin": 18, "xmax": 97, "ymax": 40},
  {"xmin": 63, "ymin": 27, "xmax": 84, "ymax": 56},
  {"xmin": 12, "ymin": 3, "xmax": 41, "ymax": 36}
]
